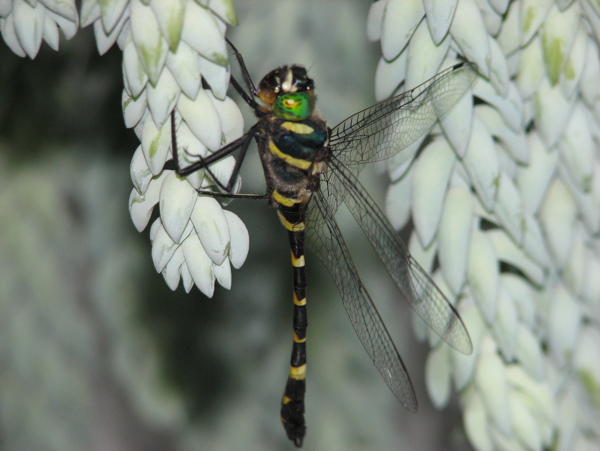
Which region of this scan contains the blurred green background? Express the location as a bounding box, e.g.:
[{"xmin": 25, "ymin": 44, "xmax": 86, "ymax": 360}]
[{"xmin": 0, "ymin": 1, "xmax": 468, "ymax": 450}]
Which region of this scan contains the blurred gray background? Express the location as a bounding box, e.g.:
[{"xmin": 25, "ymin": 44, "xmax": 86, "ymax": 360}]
[{"xmin": 0, "ymin": 1, "xmax": 468, "ymax": 450}]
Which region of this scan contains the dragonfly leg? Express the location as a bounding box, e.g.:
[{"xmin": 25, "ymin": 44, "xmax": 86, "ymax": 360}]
[
  {"xmin": 170, "ymin": 112, "xmax": 268, "ymax": 200},
  {"xmin": 171, "ymin": 112, "xmax": 255, "ymax": 177},
  {"xmin": 226, "ymin": 38, "xmax": 260, "ymax": 106}
]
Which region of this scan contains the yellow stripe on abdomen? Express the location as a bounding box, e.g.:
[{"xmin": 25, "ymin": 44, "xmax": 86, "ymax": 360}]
[
  {"xmin": 289, "ymin": 364, "xmax": 307, "ymax": 380},
  {"xmin": 293, "ymin": 331, "xmax": 306, "ymax": 343},
  {"xmin": 273, "ymin": 189, "xmax": 301, "ymax": 207},
  {"xmin": 293, "ymin": 292, "xmax": 306, "ymax": 306},
  {"xmin": 291, "ymin": 251, "xmax": 305, "ymax": 267},
  {"xmin": 277, "ymin": 211, "xmax": 305, "ymax": 232}
]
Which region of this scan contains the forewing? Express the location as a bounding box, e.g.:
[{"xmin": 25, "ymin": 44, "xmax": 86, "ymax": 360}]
[
  {"xmin": 328, "ymin": 159, "xmax": 473, "ymax": 354},
  {"xmin": 329, "ymin": 63, "xmax": 477, "ymax": 168},
  {"xmin": 305, "ymin": 191, "xmax": 418, "ymax": 411}
]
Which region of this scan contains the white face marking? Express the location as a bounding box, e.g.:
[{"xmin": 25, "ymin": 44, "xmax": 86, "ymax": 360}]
[{"xmin": 281, "ymin": 68, "xmax": 296, "ymax": 93}]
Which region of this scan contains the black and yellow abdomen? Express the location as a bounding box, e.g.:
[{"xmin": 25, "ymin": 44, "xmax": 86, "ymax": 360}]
[{"xmin": 256, "ymin": 115, "xmax": 328, "ymax": 447}]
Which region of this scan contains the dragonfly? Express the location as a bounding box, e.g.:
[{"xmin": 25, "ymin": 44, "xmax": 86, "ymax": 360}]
[{"xmin": 170, "ymin": 40, "xmax": 476, "ymax": 448}]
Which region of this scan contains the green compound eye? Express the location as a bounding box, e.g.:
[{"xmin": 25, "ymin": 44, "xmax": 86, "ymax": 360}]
[{"xmin": 274, "ymin": 92, "xmax": 315, "ymax": 121}]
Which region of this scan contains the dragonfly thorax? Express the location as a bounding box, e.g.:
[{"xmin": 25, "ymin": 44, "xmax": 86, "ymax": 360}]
[{"xmin": 257, "ymin": 65, "xmax": 316, "ymax": 121}]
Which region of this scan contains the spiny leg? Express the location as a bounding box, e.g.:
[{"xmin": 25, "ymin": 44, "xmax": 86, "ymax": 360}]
[
  {"xmin": 170, "ymin": 112, "xmax": 268, "ymax": 201},
  {"xmin": 225, "ymin": 38, "xmax": 259, "ymax": 105},
  {"xmin": 171, "ymin": 112, "xmax": 255, "ymax": 178},
  {"xmin": 170, "ymin": 38, "xmax": 263, "ymax": 189}
]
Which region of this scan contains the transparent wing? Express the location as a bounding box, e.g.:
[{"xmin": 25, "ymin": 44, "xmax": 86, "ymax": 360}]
[
  {"xmin": 322, "ymin": 158, "xmax": 472, "ymax": 354},
  {"xmin": 306, "ymin": 190, "xmax": 418, "ymax": 411},
  {"xmin": 329, "ymin": 62, "xmax": 477, "ymax": 169}
]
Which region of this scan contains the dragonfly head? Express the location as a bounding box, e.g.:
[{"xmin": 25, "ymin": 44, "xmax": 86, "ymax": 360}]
[{"xmin": 257, "ymin": 65, "xmax": 316, "ymax": 121}]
